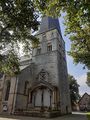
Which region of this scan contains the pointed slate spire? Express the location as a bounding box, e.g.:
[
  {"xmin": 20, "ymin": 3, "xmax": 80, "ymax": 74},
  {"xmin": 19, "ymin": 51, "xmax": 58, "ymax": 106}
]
[{"xmin": 39, "ymin": 16, "xmax": 61, "ymax": 35}]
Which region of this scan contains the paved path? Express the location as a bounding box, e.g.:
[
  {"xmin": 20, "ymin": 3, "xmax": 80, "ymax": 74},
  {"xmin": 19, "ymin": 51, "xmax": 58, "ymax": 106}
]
[{"xmin": 0, "ymin": 112, "xmax": 88, "ymax": 120}]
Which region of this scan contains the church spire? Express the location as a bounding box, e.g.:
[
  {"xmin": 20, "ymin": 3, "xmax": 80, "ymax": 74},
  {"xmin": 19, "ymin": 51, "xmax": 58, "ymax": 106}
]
[{"xmin": 39, "ymin": 16, "xmax": 61, "ymax": 35}]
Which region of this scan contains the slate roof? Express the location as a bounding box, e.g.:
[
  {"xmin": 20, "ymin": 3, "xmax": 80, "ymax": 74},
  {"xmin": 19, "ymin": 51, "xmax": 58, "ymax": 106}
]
[{"xmin": 39, "ymin": 16, "xmax": 62, "ymax": 35}]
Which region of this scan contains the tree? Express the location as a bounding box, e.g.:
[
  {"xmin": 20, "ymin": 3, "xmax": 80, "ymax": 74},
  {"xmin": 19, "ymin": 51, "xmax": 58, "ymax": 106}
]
[
  {"xmin": 35, "ymin": 0, "xmax": 90, "ymax": 69},
  {"xmin": 0, "ymin": 0, "xmax": 39, "ymax": 75},
  {"xmin": 87, "ymin": 72, "xmax": 90, "ymax": 87},
  {"xmin": 68, "ymin": 74, "xmax": 80, "ymax": 108}
]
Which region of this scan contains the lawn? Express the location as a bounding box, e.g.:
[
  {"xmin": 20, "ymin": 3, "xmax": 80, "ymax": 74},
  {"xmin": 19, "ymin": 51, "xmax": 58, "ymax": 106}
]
[{"xmin": 87, "ymin": 112, "xmax": 90, "ymax": 120}]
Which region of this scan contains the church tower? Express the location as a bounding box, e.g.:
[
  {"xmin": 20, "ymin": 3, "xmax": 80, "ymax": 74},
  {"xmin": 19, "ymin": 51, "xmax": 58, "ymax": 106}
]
[
  {"xmin": 31, "ymin": 17, "xmax": 71, "ymax": 114},
  {"xmin": 0, "ymin": 17, "xmax": 71, "ymax": 117}
]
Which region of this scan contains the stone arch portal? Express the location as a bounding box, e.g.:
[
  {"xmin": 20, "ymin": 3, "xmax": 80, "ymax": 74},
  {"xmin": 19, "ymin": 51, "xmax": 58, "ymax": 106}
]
[
  {"xmin": 28, "ymin": 81, "xmax": 60, "ymax": 110},
  {"xmin": 28, "ymin": 85, "xmax": 53, "ymax": 109}
]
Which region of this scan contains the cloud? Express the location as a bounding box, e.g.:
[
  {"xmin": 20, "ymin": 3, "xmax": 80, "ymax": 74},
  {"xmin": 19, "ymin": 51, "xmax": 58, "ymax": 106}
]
[
  {"xmin": 76, "ymin": 74, "xmax": 87, "ymax": 86},
  {"xmin": 76, "ymin": 74, "xmax": 90, "ymax": 95},
  {"xmin": 66, "ymin": 55, "xmax": 72, "ymax": 63}
]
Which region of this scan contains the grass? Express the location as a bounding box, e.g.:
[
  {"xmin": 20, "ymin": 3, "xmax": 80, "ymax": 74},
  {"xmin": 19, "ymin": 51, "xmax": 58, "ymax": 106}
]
[{"xmin": 87, "ymin": 112, "xmax": 90, "ymax": 120}]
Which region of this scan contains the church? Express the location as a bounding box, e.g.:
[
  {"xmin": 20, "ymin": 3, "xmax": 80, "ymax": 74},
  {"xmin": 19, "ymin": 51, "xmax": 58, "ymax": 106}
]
[{"xmin": 0, "ymin": 17, "xmax": 71, "ymax": 117}]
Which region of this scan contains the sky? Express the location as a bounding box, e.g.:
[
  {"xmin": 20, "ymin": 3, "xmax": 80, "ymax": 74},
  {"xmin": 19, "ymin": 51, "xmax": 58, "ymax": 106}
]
[{"xmin": 59, "ymin": 17, "xmax": 90, "ymax": 96}]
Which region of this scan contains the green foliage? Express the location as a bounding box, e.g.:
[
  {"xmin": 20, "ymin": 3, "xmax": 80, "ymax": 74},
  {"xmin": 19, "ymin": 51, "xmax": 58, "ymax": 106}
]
[
  {"xmin": 87, "ymin": 72, "xmax": 90, "ymax": 87},
  {"xmin": 87, "ymin": 112, "xmax": 90, "ymax": 120},
  {"xmin": 0, "ymin": 0, "xmax": 39, "ymax": 75},
  {"xmin": 0, "ymin": 51, "xmax": 20, "ymax": 76},
  {"xmin": 0, "ymin": 0, "xmax": 39, "ymax": 46},
  {"xmin": 35, "ymin": 0, "xmax": 90, "ymax": 69},
  {"xmin": 68, "ymin": 74, "xmax": 80, "ymax": 106},
  {"xmin": 65, "ymin": 1, "xmax": 90, "ymax": 69}
]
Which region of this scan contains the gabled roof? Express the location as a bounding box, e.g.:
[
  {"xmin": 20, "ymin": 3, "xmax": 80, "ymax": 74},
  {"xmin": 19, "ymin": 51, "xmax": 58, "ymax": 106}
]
[{"xmin": 78, "ymin": 92, "xmax": 90, "ymax": 104}]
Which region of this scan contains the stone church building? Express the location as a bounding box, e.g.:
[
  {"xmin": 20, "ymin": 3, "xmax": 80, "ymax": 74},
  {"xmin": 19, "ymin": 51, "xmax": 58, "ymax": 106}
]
[{"xmin": 0, "ymin": 17, "xmax": 71, "ymax": 117}]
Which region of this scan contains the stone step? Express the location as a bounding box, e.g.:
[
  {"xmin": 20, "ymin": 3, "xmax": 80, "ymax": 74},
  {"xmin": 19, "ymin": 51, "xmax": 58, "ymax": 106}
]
[{"xmin": 14, "ymin": 110, "xmax": 61, "ymax": 118}]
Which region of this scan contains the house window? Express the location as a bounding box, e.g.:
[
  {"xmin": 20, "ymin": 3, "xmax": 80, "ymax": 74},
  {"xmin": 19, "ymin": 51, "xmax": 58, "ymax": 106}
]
[
  {"xmin": 37, "ymin": 48, "xmax": 41, "ymax": 55},
  {"xmin": 5, "ymin": 81, "xmax": 11, "ymax": 101},
  {"xmin": 24, "ymin": 81, "xmax": 29, "ymax": 95},
  {"xmin": 47, "ymin": 44, "xmax": 52, "ymax": 52}
]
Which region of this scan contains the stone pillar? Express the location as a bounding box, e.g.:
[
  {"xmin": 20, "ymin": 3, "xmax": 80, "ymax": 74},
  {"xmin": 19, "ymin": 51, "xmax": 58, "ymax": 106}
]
[
  {"xmin": 28, "ymin": 91, "xmax": 31, "ymax": 103},
  {"xmin": 41, "ymin": 89, "xmax": 44, "ymax": 108},
  {"xmin": 8, "ymin": 76, "xmax": 18, "ymax": 114},
  {"xmin": 52, "ymin": 90, "xmax": 56, "ymax": 109},
  {"xmin": 33, "ymin": 92, "xmax": 36, "ymax": 107},
  {"xmin": 56, "ymin": 90, "xmax": 60, "ymax": 110},
  {"xmin": 27, "ymin": 90, "xmax": 35, "ymax": 109},
  {"xmin": 50, "ymin": 90, "xmax": 52, "ymax": 108},
  {"xmin": 52, "ymin": 88, "xmax": 59, "ymax": 110}
]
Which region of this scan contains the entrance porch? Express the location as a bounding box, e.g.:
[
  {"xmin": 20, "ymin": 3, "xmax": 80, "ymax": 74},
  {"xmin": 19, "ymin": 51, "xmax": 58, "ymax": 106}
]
[{"xmin": 27, "ymin": 81, "xmax": 60, "ymax": 112}]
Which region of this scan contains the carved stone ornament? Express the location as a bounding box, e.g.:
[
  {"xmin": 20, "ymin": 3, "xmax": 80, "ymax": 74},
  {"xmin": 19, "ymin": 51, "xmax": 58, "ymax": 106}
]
[{"xmin": 37, "ymin": 69, "xmax": 49, "ymax": 81}]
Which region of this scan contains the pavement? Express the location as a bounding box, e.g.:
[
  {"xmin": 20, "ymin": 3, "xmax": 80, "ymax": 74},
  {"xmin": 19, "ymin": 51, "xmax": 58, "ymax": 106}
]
[{"xmin": 0, "ymin": 112, "xmax": 88, "ymax": 120}]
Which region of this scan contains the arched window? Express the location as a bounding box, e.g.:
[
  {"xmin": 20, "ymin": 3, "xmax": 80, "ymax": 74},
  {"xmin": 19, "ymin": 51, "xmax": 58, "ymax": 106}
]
[
  {"xmin": 24, "ymin": 81, "xmax": 29, "ymax": 95},
  {"xmin": 37, "ymin": 48, "xmax": 41, "ymax": 55},
  {"xmin": 0, "ymin": 73, "xmax": 3, "ymax": 79},
  {"xmin": 5, "ymin": 80, "xmax": 11, "ymax": 101},
  {"xmin": 47, "ymin": 43, "xmax": 52, "ymax": 52}
]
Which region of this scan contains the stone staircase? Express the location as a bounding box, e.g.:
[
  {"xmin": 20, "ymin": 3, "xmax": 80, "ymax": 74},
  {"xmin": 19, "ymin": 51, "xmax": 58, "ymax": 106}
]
[{"xmin": 14, "ymin": 108, "xmax": 61, "ymax": 118}]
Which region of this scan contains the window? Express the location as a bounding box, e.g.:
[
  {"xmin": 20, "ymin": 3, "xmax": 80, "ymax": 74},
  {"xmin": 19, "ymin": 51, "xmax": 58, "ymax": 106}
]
[
  {"xmin": 47, "ymin": 44, "xmax": 52, "ymax": 52},
  {"xmin": 5, "ymin": 81, "xmax": 11, "ymax": 101},
  {"xmin": 59, "ymin": 44, "xmax": 61, "ymax": 50},
  {"xmin": 0, "ymin": 73, "xmax": 3, "ymax": 79},
  {"xmin": 37, "ymin": 48, "xmax": 41, "ymax": 55},
  {"xmin": 51, "ymin": 32, "xmax": 54, "ymax": 38},
  {"xmin": 42, "ymin": 34, "xmax": 46, "ymax": 41},
  {"xmin": 24, "ymin": 81, "xmax": 29, "ymax": 95}
]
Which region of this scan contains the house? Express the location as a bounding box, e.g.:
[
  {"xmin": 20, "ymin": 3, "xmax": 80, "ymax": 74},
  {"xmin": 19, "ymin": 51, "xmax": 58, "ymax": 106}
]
[{"xmin": 78, "ymin": 93, "xmax": 90, "ymax": 111}]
